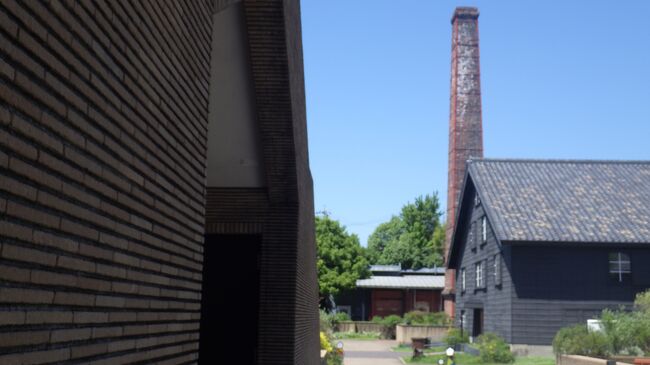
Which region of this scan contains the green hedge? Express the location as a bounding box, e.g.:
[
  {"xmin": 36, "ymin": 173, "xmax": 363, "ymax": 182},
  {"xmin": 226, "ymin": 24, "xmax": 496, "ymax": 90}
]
[{"xmin": 370, "ymin": 311, "xmax": 450, "ymax": 327}]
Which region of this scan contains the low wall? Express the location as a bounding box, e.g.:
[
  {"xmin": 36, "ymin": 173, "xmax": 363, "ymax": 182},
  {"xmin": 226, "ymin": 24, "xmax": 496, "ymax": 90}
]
[
  {"xmin": 333, "ymin": 321, "xmax": 392, "ymax": 338},
  {"xmin": 336, "ymin": 322, "xmax": 356, "ymax": 333},
  {"xmin": 395, "ymin": 325, "xmax": 448, "ymax": 344},
  {"xmin": 355, "ymin": 322, "xmax": 386, "ymax": 333},
  {"xmin": 510, "ymin": 344, "xmax": 554, "ymax": 357},
  {"xmin": 557, "ymin": 355, "xmax": 630, "ymax": 365}
]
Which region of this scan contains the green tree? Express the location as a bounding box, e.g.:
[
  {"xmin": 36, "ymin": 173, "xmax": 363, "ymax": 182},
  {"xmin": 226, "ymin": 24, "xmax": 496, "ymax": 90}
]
[
  {"xmin": 366, "ymin": 216, "xmax": 404, "ymax": 263},
  {"xmin": 316, "ymin": 214, "xmax": 370, "ymax": 299},
  {"xmin": 367, "ymin": 193, "xmax": 445, "ymax": 269}
]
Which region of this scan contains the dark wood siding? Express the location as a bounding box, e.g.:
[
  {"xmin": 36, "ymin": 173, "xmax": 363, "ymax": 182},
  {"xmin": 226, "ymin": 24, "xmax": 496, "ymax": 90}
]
[
  {"xmin": 454, "ymin": 184, "xmax": 514, "ymax": 342},
  {"xmin": 510, "ymin": 246, "xmax": 650, "ymax": 345}
]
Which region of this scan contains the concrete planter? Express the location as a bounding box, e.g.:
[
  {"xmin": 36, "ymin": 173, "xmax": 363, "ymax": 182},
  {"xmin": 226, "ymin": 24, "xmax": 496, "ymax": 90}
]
[
  {"xmin": 395, "ymin": 324, "xmax": 448, "ymax": 344},
  {"xmin": 557, "ymin": 355, "xmax": 636, "ymax": 365},
  {"xmin": 333, "ymin": 321, "xmax": 394, "ymax": 339},
  {"xmin": 355, "ymin": 322, "xmax": 387, "ymax": 334},
  {"xmin": 335, "ymin": 321, "xmax": 356, "ymax": 333}
]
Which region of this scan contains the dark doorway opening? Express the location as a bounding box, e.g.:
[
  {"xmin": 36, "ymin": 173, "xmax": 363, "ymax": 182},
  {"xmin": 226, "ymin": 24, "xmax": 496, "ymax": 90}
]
[
  {"xmin": 472, "ymin": 308, "xmax": 483, "ymax": 338},
  {"xmin": 199, "ymin": 234, "xmax": 261, "ymax": 364}
]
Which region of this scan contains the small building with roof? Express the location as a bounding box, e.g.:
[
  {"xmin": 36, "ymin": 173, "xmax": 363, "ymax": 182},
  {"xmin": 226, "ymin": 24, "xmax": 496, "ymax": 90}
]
[
  {"xmin": 335, "ymin": 264, "xmax": 445, "ymax": 320},
  {"xmin": 447, "ymin": 159, "xmax": 650, "ymax": 347}
]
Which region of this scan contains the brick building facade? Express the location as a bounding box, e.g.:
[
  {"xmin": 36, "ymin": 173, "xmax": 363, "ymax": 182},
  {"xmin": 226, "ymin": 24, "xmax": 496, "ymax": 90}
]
[{"xmin": 0, "ymin": 0, "xmax": 318, "ymax": 364}]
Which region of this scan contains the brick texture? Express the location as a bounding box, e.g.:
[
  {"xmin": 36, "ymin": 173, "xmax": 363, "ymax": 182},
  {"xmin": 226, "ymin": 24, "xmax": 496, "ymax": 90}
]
[
  {"xmin": 0, "ymin": 0, "xmax": 212, "ymax": 363},
  {"xmin": 444, "ymin": 7, "xmax": 484, "ymax": 317},
  {"xmin": 204, "ymin": 1, "xmax": 319, "ymax": 363}
]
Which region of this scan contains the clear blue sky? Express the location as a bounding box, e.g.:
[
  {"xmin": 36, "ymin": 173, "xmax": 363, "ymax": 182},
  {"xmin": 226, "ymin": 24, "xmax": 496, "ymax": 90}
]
[{"xmin": 301, "ymin": 1, "xmax": 650, "ymax": 246}]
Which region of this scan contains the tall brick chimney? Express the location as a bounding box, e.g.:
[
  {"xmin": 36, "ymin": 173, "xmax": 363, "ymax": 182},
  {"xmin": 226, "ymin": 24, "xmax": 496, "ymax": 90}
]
[{"xmin": 443, "ymin": 7, "xmax": 484, "ymax": 317}]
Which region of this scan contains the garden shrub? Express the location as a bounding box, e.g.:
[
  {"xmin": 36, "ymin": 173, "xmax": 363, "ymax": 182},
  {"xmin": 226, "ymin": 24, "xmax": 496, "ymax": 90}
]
[
  {"xmin": 476, "ymin": 333, "xmax": 515, "ymax": 363},
  {"xmin": 320, "ymin": 309, "xmax": 334, "ymax": 334},
  {"xmin": 320, "ymin": 331, "xmax": 333, "ymax": 352},
  {"xmin": 444, "ymin": 328, "xmax": 469, "ymax": 348},
  {"xmin": 332, "ymin": 311, "xmax": 351, "ymax": 323},
  {"xmin": 333, "ymin": 331, "xmax": 381, "ymax": 340},
  {"xmin": 380, "ymin": 314, "xmax": 403, "ymax": 327},
  {"xmin": 601, "ymin": 308, "xmax": 650, "ymax": 356},
  {"xmin": 635, "ymin": 289, "xmax": 650, "ymax": 313},
  {"xmin": 403, "ymin": 311, "xmax": 450, "ymax": 326},
  {"xmin": 552, "ymin": 324, "xmax": 610, "ymax": 357}
]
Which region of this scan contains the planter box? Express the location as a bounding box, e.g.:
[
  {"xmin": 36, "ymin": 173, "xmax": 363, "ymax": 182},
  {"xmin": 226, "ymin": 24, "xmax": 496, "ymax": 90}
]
[
  {"xmin": 395, "ymin": 324, "xmax": 448, "ymax": 344},
  {"xmin": 333, "ymin": 321, "xmax": 393, "ymax": 339},
  {"xmin": 557, "ymin": 355, "xmax": 632, "ymax": 365},
  {"xmin": 355, "ymin": 322, "xmax": 386, "ymax": 334},
  {"xmin": 335, "ymin": 321, "xmax": 356, "ymax": 333}
]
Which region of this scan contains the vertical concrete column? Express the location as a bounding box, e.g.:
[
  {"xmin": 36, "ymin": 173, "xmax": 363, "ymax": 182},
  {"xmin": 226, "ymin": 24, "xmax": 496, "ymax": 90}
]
[{"xmin": 443, "ymin": 7, "xmax": 484, "ymax": 317}]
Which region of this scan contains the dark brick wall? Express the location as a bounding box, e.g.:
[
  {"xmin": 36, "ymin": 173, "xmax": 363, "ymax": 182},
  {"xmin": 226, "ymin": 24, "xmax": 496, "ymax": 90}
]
[
  {"xmin": 0, "ymin": 0, "xmax": 212, "ymax": 363},
  {"xmin": 204, "ymin": 1, "xmax": 319, "ymax": 364},
  {"xmin": 444, "ymin": 7, "xmax": 484, "ymax": 315}
]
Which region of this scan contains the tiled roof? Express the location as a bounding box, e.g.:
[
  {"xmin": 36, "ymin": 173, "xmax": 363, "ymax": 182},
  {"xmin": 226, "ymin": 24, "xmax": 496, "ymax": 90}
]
[
  {"xmin": 468, "ymin": 159, "xmax": 650, "ymax": 244},
  {"xmin": 356, "ymin": 275, "xmax": 445, "ymax": 289}
]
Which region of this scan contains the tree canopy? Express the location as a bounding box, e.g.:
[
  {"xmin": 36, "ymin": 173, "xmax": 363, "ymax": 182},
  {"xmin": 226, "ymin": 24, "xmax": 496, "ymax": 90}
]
[
  {"xmin": 367, "ymin": 193, "xmax": 445, "ymax": 270},
  {"xmin": 316, "ymin": 214, "xmax": 370, "ymax": 298}
]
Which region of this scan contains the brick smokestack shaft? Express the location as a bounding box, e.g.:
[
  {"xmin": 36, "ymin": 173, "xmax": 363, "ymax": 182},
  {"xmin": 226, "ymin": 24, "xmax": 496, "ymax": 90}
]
[{"xmin": 443, "ymin": 7, "xmax": 484, "ymax": 317}]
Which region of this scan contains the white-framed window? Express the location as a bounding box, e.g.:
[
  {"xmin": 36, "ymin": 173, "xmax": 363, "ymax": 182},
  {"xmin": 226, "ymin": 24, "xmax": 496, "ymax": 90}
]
[
  {"xmin": 475, "ymin": 261, "xmax": 484, "ymax": 288},
  {"xmin": 468, "ymin": 224, "xmax": 476, "ymax": 251},
  {"xmin": 481, "ymin": 216, "xmax": 487, "ymax": 243},
  {"xmin": 461, "ymin": 268, "xmax": 466, "ymax": 292},
  {"xmin": 475, "ymin": 194, "xmax": 481, "ymax": 206},
  {"xmin": 494, "ymin": 254, "xmax": 501, "ymax": 286},
  {"xmin": 609, "ymin": 252, "xmax": 631, "ymax": 282}
]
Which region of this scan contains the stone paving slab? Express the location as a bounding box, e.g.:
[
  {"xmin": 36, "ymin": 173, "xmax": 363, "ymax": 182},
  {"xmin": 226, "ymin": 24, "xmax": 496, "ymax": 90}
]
[
  {"xmin": 342, "ymin": 340, "xmax": 404, "ymax": 365},
  {"xmin": 345, "ymin": 358, "xmax": 404, "ymax": 365}
]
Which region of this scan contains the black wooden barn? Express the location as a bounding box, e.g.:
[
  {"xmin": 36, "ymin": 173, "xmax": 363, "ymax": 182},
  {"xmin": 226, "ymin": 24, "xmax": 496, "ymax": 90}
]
[{"xmin": 447, "ymin": 159, "xmax": 650, "ymax": 348}]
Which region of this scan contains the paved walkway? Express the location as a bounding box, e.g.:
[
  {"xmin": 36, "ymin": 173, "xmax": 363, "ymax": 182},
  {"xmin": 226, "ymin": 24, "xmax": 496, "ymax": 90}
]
[{"xmin": 342, "ymin": 340, "xmax": 404, "ymax": 365}]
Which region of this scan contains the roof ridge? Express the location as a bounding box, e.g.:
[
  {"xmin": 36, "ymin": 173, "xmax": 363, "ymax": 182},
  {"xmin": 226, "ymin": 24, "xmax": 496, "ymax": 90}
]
[{"xmin": 468, "ymin": 157, "xmax": 650, "ymax": 165}]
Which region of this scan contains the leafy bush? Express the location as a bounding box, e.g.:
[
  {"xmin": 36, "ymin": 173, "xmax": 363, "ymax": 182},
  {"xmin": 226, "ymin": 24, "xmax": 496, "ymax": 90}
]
[
  {"xmin": 320, "ymin": 327, "xmax": 343, "ymax": 365},
  {"xmin": 601, "ymin": 308, "xmax": 650, "ymax": 356},
  {"xmin": 333, "ymin": 331, "xmax": 381, "ymax": 340},
  {"xmin": 381, "ymin": 314, "xmax": 403, "ymax": 327},
  {"xmin": 332, "ymin": 311, "xmax": 351, "ymax": 323},
  {"xmin": 552, "ymin": 324, "xmax": 610, "ymax": 357},
  {"xmin": 444, "ymin": 328, "xmax": 469, "ymax": 347},
  {"xmin": 320, "ymin": 309, "xmax": 334, "ymax": 334},
  {"xmin": 552, "ymin": 291, "xmax": 650, "ymax": 357},
  {"xmin": 320, "ymin": 331, "xmax": 333, "ymax": 351},
  {"xmin": 635, "ymin": 289, "xmax": 650, "ymax": 314},
  {"xmin": 476, "ymin": 333, "xmax": 515, "ymax": 363},
  {"xmin": 369, "ymin": 314, "xmax": 402, "ymax": 326},
  {"xmin": 403, "ymin": 311, "xmax": 450, "ymax": 326}
]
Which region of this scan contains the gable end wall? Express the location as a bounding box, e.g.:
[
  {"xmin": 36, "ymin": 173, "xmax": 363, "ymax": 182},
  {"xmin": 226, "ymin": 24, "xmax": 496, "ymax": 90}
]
[{"xmin": 454, "ymin": 187, "xmax": 513, "ymax": 342}]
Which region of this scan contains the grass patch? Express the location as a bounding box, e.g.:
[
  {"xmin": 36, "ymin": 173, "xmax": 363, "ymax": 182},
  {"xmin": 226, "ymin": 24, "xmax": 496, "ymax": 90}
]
[
  {"xmin": 332, "ymin": 331, "xmax": 381, "ymax": 340},
  {"xmin": 404, "ymin": 352, "xmax": 554, "ymax": 365},
  {"xmin": 393, "ymin": 344, "xmax": 447, "ymax": 353}
]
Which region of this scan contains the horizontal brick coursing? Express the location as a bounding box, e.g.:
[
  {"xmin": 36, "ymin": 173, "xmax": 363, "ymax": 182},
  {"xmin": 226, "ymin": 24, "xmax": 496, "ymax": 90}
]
[{"xmin": 0, "ymin": 0, "xmax": 212, "ymax": 363}]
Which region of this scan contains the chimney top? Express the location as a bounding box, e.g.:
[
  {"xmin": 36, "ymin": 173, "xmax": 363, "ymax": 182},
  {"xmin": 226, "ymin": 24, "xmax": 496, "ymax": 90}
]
[{"xmin": 451, "ymin": 7, "xmax": 479, "ymax": 23}]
